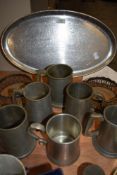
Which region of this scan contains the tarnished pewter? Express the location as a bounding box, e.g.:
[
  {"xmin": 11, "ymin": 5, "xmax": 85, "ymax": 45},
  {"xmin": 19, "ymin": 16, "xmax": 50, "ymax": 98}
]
[
  {"xmin": 0, "ymin": 105, "xmax": 36, "ymax": 158},
  {"xmin": 1, "ymin": 10, "xmax": 116, "ymax": 75},
  {"xmin": 84, "ymin": 105, "xmax": 117, "ymax": 158},
  {"xmin": 82, "ymin": 164, "xmax": 105, "ymax": 175},
  {"xmin": 0, "ymin": 154, "xmax": 26, "ymax": 175},
  {"xmin": 30, "ymin": 113, "xmax": 82, "ymax": 166},
  {"xmin": 46, "ymin": 64, "xmax": 73, "ymax": 107},
  {"xmin": 13, "ymin": 82, "xmax": 53, "ymax": 123},
  {"xmin": 64, "ymin": 82, "xmax": 93, "ymax": 122},
  {"xmin": 77, "ymin": 163, "xmax": 105, "ymax": 175}
]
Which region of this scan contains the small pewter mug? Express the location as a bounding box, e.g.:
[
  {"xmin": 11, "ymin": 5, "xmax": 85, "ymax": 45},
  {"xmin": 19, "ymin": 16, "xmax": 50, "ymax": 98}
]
[
  {"xmin": 0, "ymin": 154, "xmax": 26, "ymax": 175},
  {"xmin": 64, "ymin": 82, "xmax": 93, "ymax": 122},
  {"xmin": 77, "ymin": 163, "xmax": 105, "ymax": 175},
  {"xmin": 30, "ymin": 113, "xmax": 82, "ymax": 166},
  {"xmin": 84, "ymin": 104, "xmax": 117, "ymax": 158},
  {"xmin": 0, "ymin": 104, "xmax": 36, "ymax": 158},
  {"xmin": 46, "ymin": 64, "xmax": 73, "ymax": 107},
  {"xmin": 14, "ymin": 81, "xmax": 52, "ymax": 123}
]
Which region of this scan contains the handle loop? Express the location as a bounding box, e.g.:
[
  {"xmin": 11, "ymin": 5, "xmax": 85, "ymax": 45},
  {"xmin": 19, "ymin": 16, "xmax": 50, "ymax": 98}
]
[
  {"xmin": 28, "ymin": 123, "xmax": 47, "ymax": 144},
  {"xmin": 83, "ymin": 112, "xmax": 104, "ymax": 137}
]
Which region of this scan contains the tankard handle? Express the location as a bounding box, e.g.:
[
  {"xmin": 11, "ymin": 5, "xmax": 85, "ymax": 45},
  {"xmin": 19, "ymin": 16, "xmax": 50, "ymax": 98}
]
[
  {"xmin": 35, "ymin": 64, "xmax": 57, "ymax": 83},
  {"xmin": 83, "ymin": 112, "xmax": 104, "ymax": 137},
  {"xmin": 35, "ymin": 69, "xmax": 47, "ymax": 82},
  {"xmin": 12, "ymin": 89, "xmax": 24, "ymax": 105},
  {"xmin": 28, "ymin": 123, "xmax": 47, "ymax": 144}
]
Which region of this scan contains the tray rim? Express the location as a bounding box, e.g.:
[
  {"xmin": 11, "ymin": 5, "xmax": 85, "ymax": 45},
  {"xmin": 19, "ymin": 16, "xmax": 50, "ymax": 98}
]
[{"xmin": 1, "ymin": 10, "xmax": 117, "ymax": 75}]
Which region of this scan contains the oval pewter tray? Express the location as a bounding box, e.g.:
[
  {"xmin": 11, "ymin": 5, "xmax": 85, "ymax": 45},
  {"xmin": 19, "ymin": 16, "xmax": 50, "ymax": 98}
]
[{"xmin": 1, "ymin": 10, "xmax": 117, "ymax": 75}]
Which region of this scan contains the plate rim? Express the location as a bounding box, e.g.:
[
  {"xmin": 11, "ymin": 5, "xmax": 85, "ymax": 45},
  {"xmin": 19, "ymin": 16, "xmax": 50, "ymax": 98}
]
[{"xmin": 1, "ymin": 10, "xmax": 117, "ymax": 75}]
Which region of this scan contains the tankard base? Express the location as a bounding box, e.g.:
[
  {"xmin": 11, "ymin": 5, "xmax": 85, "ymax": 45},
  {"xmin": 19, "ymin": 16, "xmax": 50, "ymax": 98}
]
[
  {"xmin": 47, "ymin": 153, "xmax": 80, "ymax": 166},
  {"xmin": 52, "ymin": 102, "xmax": 63, "ymax": 108},
  {"xmin": 92, "ymin": 136, "xmax": 117, "ymax": 158},
  {"xmin": 16, "ymin": 140, "xmax": 36, "ymax": 159}
]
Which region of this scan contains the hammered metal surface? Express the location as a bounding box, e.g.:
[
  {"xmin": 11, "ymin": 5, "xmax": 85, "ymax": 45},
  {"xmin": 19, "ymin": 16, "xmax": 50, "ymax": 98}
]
[{"xmin": 1, "ymin": 10, "xmax": 117, "ymax": 75}]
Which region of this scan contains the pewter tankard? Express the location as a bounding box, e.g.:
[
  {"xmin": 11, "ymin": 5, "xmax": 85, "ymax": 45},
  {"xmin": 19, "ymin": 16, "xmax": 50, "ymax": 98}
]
[
  {"xmin": 30, "ymin": 113, "xmax": 82, "ymax": 166},
  {"xmin": 14, "ymin": 81, "xmax": 52, "ymax": 123},
  {"xmin": 64, "ymin": 82, "xmax": 93, "ymax": 122},
  {"xmin": 46, "ymin": 64, "xmax": 73, "ymax": 107},
  {"xmin": 0, "ymin": 104, "xmax": 36, "ymax": 158},
  {"xmin": 0, "ymin": 154, "xmax": 26, "ymax": 175},
  {"xmin": 84, "ymin": 105, "xmax": 117, "ymax": 158}
]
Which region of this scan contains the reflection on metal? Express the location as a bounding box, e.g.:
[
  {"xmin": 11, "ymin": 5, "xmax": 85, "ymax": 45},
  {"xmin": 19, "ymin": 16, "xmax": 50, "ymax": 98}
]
[{"xmin": 1, "ymin": 10, "xmax": 117, "ymax": 75}]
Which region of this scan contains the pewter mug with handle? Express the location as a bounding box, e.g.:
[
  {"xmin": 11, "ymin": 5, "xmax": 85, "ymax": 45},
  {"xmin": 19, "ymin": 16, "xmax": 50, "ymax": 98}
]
[
  {"xmin": 84, "ymin": 105, "xmax": 117, "ymax": 158},
  {"xmin": 64, "ymin": 82, "xmax": 93, "ymax": 122},
  {"xmin": 46, "ymin": 64, "xmax": 73, "ymax": 108},
  {"xmin": 0, "ymin": 104, "xmax": 36, "ymax": 158},
  {"xmin": 13, "ymin": 81, "xmax": 53, "ymax": 123},
  {"xmin": 30, "ymin": 113, "xmax": 82, "ymax": 166}
]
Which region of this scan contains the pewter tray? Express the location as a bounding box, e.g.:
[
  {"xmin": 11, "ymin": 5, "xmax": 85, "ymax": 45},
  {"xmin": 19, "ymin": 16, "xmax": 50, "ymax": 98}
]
[{"xmin": 1, "ymin": 10, "xmax": 116, "ymax": 75}]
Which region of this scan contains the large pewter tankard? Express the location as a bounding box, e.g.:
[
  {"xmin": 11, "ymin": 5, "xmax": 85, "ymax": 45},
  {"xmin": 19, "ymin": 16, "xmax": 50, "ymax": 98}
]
[{"xmin": 84, "ymin": 105, "xmax": 117, "ymax": 158}]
